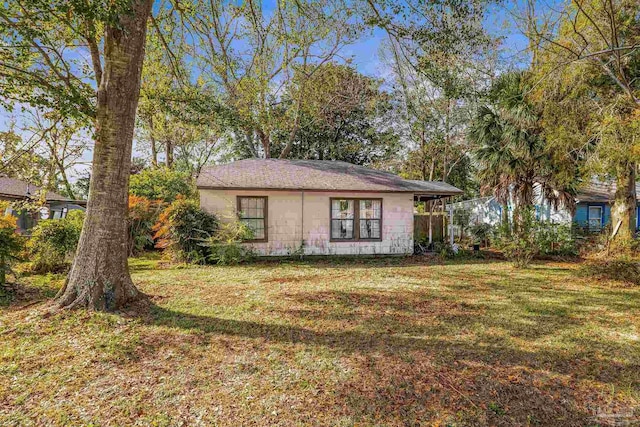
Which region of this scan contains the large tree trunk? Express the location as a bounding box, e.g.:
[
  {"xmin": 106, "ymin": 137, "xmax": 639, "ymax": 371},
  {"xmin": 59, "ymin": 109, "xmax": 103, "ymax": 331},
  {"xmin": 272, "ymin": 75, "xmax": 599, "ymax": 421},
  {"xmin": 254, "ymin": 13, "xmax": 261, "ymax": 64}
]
[
  {"xmin": 56, "ymin": 0, "xmax": 153, "ymax": 311},
  {"xmin": 610, "ymin": 162, "xmax": 637, "ymax": 248}
]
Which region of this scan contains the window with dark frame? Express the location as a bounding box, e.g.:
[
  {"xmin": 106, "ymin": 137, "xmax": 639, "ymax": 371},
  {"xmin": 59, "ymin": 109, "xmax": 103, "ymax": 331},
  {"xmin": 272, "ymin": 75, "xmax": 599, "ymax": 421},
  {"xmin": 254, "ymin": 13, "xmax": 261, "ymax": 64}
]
[
  {"xmin": 330, "ymin": 198, "xmax": 382, "ymax": 241},
  {"xmin": 359, "ymin": 199, "xmax": 381, "ymax": 239},
  {"xmin": 237, "ymin": 196, "xmax": 267, "ymax": 241}
]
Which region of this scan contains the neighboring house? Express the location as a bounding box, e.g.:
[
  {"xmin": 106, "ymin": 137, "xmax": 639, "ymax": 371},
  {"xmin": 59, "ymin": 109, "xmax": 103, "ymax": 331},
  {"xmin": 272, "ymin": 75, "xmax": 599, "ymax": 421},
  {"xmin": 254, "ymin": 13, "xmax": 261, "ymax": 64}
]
[
  {"xmin": 0, "ymin": 176, "xmax": 86, "ymax": 233},
  {"xmin": 449, "ymin": 180, "xmax": 640, "ymax": 231},
  {"xmin": 197, "ymin": 159, "xmax": 462, "ymax": 256},
  {"xmin": 572, "ymin": 181, "xmax": 640, "ymax": 231}
]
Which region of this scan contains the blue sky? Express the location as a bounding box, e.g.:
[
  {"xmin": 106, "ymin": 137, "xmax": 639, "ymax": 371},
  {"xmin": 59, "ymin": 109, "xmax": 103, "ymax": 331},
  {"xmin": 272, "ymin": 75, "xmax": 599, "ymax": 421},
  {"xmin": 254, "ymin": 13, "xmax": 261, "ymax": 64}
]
[{"xmin": 340, "ymin": 2, "xmax": 533, "ymax": 78}]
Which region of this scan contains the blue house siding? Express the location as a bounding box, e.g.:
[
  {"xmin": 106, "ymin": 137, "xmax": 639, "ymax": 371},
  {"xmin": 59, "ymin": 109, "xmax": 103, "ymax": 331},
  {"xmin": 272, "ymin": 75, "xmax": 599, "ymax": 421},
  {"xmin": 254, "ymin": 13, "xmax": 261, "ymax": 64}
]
[
  {"xmin": 575, "ymin": 205, "xmax": 588, "ymax": 225},
  {"xmin": 574, "ymin": 202, "xmax": 640, "ymax": 230}
]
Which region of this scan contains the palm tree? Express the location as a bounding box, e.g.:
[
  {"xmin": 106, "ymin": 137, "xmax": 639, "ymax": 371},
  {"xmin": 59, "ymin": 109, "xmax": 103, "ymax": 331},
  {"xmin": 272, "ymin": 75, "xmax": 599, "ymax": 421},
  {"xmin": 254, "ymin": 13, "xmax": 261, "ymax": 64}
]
[{"xmin": 469, "ymin": 71, "xmax": 577, "ymax": 232}]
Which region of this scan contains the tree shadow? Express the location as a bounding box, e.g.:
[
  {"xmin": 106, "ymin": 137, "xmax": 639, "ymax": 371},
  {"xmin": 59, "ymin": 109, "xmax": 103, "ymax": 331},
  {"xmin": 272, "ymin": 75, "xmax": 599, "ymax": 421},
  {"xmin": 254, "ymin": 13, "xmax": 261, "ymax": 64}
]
[
  {"xmin": 576, "ymin": 259, "xmax": 640, "ymax": 286},
  {"xmin": 129, "ymin": 291, "xmax": 639, "ymax": 425},
  {"xmin": 223, "ymin": 254, "xmax": 509, "ymax": 270}
]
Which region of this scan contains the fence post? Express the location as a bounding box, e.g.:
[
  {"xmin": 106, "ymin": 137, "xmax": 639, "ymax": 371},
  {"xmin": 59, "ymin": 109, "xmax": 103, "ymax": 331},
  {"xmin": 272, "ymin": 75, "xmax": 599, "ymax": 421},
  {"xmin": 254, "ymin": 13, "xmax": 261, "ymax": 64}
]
[{"xmin": 449, "ymin": 200, "xmax": 454, "ymax": 246}]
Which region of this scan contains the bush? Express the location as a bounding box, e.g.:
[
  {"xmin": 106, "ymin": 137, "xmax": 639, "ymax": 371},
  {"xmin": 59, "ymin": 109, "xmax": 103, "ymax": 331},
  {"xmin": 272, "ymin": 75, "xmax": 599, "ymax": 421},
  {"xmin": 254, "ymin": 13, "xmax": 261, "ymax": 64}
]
[
  {"xmin": 128, "ymin": 195, "xmax": 164, "ymax": 256},
  {"xmin": 129, "ymin": 167, "xmax": 196, "ymax": 203},
  {"xmin": 495, "ymin": 209, "xmax": 579, "ymax": 267},
  {"xmin": 0, "ymin": 213, "xmax": 23, "ymax": 288},
  {"xmin": 469, "ymin": 223, "xmax": 492, "ymax": 247},
  {"xmin": 497, "ymin": 233, "xmax": 538, "ymax": 268},
  {"xmin": 204, "ymin": 220, "xmax": 255, "ymax": 265},
  {"xmin": 26, "ymin": 210, "xmax": 85, "ymax": 273},
  {"xmin": 495, "ymin": 208, "xmax": 538, "ymax": 268},
  {"xmin": 536, "ymin": 223, "xmax": 577, "ymax": 256},
  {"xmin": 153, "ymin": 198, "xmax": 218, "ymax": 263}
]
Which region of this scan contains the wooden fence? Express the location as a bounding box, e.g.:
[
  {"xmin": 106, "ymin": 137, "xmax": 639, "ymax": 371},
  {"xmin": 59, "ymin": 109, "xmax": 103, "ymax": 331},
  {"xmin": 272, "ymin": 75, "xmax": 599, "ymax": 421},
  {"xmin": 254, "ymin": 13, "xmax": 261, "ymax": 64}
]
[{"xmin": 414, "ymin": 214, "xmax": 445, "ymax": 243}]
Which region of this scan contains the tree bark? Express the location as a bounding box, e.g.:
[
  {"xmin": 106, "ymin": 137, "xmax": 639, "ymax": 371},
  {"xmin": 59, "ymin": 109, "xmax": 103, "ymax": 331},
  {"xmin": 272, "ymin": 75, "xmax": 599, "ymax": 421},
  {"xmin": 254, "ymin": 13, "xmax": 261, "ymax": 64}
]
[
  {"xmin": 148, "ymin": 116, "xmax": 158, "ymax": 167},
  {"xmin": 165, "ymin": 139, "xmax": 173, "ymax": 168},
  {"xmin": 56, "ymin": 0, "xmax": 153, "ymax": 311},
  {"xmin": 257, "ymin": 128, "xmax": 270, "ymax": 158},
  {"xmin": 501, "ymin": 202, "xmax": 510, "ymax": 234},
  {"xmin": 610, "ymin": 161, "xmax": 637, "ymax": 247}
]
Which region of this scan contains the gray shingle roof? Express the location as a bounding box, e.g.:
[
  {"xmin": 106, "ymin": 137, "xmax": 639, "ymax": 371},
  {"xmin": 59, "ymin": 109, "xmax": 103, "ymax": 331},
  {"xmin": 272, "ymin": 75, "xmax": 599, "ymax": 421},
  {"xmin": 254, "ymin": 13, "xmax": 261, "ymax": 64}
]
[
  {"xmin": 197, "ymin": 159, "xmax": 463, "ymax": 195},
  {"xmin": 0, "ymin": 176, "xmax": 72, "ymax": 202},
  {"xmin": 577, "ymin": 180, "xmax": 640, "ymax": 203}
]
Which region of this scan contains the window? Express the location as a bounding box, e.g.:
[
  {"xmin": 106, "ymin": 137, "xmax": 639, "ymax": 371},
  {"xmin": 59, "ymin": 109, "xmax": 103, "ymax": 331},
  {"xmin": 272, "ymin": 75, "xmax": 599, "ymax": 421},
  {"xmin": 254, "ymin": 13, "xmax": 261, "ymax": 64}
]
[
  {"xmin": 331, "ymin": 199, "xmax": 355, "ymax": 239},
  {"xmin": 588, "ymin": 205, "xmax": 603, "ymax": 229},
  {"xmin": 359, "ymin": 199, "xmax": 381, "ymax": 239},
  {"xmin": 237, "ymin": 196, "xmax": 267, "ymax": 241},
  {"xmin": 331, "ymin": 198, "xmax": 382, "ymax": 241}
]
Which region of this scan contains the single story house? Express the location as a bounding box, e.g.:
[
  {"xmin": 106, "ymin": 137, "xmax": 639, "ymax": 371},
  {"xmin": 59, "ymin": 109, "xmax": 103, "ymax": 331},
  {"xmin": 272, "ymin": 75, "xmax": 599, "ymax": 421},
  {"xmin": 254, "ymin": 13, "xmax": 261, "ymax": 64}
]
[
  {"xmin": 448, "ymin": 180, "xmax": 640, "ymax": 232},
  {"xmin": 1, "ymin": 176, "xmax": 86, "ymax": 233},
  {"xmin": 197, "ymin": 159, "xmax": 462, "ymax": 256}
]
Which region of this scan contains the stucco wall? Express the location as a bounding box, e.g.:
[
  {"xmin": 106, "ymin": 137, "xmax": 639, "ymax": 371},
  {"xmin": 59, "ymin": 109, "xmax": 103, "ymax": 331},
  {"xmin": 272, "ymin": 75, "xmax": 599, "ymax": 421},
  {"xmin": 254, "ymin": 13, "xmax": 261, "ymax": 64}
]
[{"xmin": 199, "ymin": 189, "xmax": 414, "ymax": 256}]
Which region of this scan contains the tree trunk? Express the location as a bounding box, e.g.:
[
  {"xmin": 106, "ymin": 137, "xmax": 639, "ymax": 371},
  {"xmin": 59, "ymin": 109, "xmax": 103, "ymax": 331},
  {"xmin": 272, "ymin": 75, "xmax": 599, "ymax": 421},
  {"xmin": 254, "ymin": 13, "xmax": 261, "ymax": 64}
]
[
  {"xmin": 501, "ymin": 202, "xmax": 510, "ymax": 234},
  {"xmin": 610, "ymin": 162, "xmax": 637, "ymax": 247},
  {"xmin": 165, "ymin": 139, "xmax": 174, "ymax": 168},
  {"xmin": 56, "ymin": 0, "xmax": 152, "ymax": 311},
  {"xmin": 0, "ymin": 254, "xmax": 6, "ymax": 287},
  {"xmin": 148, "ymin": 116, "xmax": 158, "ymax": 167},
  {"xmin": 257, "ymin": 128, "xmax": 270, "ymax": 158}
]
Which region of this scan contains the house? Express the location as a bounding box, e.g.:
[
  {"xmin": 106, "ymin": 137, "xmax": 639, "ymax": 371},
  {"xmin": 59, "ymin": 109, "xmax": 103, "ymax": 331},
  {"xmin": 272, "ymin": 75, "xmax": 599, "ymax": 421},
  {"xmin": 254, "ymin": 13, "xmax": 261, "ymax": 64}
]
[
  {"xmin": 197, "ymin": 159, "xmax": 462, "ymax": 256},
  {"xmin": 0, "ymin": 176, "xmax": 86, "ymax": 233},
  {"xmin": 448, "ymin": 180, "xmax": 640, "ymax": 232}
]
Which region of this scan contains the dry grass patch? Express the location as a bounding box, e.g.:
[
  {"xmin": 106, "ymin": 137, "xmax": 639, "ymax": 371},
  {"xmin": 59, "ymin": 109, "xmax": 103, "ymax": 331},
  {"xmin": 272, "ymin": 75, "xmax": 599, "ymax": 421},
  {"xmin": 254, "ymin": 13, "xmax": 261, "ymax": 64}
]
[{"xmin": 1, "ymin": 255, "xmax": 639, "ymax": 426}]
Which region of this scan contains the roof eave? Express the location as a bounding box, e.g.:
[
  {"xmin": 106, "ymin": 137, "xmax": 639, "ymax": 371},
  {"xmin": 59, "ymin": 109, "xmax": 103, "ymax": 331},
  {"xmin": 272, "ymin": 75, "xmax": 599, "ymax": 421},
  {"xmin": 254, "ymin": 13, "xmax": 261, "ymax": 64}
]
[{"xmin": 197, "ymin": 185, "xmax": 463, "ymax": 195}]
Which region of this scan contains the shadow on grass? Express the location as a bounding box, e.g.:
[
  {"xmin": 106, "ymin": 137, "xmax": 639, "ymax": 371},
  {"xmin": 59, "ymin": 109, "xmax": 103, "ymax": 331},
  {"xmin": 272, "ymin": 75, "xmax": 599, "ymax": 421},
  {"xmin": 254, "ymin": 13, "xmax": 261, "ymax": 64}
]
[
  {"xmin": 131, "ymin": 287, "xmax": 639, "ymax": 426},
  {"xmin": 216, "ymin": 253, "xmax": 508, "ymax": 270},
  {"xmin": 577, "ymin": 259, "xmax": 640, "ymax": 286}
]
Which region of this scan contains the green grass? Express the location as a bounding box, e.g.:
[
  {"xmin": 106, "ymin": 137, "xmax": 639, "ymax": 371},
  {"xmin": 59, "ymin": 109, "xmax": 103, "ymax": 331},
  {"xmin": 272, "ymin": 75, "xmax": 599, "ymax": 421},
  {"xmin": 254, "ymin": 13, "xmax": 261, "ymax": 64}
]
[{"xmin": 1, "ymin": 255, "xmax": 639, "ymax": 426}]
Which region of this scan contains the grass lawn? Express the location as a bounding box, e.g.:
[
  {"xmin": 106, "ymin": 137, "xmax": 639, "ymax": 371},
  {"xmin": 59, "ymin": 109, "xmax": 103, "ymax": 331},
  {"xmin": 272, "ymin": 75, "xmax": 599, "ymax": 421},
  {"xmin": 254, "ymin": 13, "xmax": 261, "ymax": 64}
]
[{"xmin": 1, "ymin": 255, "xmax": 639, "ymax": 426}]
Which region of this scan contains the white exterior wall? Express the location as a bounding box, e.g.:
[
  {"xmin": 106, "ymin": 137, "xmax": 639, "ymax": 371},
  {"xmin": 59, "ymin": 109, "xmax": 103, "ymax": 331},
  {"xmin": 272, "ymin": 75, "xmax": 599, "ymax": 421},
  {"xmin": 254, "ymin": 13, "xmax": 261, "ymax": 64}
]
[
  {"xmin": 449, "ymin": 195, "xmax": 573, "ymax": 228},
  {"xmin": 199, "ymin": 189, "xmax": 414, "ymax": 256}
]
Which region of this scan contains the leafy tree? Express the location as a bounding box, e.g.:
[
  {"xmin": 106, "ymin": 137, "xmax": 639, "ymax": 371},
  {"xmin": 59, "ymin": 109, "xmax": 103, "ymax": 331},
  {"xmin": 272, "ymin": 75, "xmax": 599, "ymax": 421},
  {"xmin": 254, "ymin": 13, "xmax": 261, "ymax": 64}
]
[
  {"xmin": 171, "ymin": 0, "xmax": 362, "ymax": 159},
  {"xmin": 0, "ymin": 125, "xmax": 48, "ymax": 185},
  {"xmin": 0, "ymin": 211, "xmax": 22, "ymax": 288},
  {"xmin": 526, "ymin": 0, "xmax": 640, "ymax": 248},
  {"xmin": 1, "ymin": 0, "xmax": 154, "ymax": 309},
  {"xmin": 21, "ymin": 110, "xmax": 89, "ymax": 199},
  {"xmin": 468, "ymin": 71, "xmax": 579, "ymax": 230},
  {"xmin": 129, "ymin": 167, "xmax": 196, "ymax": 203},
  {"xmin": 268, "ymin": 63, "xmax": 398, "ymax": 164}
]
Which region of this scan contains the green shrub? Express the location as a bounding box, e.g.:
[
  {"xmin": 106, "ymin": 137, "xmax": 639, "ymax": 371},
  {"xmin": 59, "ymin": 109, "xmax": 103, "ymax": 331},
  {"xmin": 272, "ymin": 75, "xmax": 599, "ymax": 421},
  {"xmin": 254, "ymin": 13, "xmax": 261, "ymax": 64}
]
[
  {"xmin": 153, "ymin": 198, "xmax": 218, "ymax": 263},
  {"xmin": 129, "ymin": 167, "xmax": 196, "ymax": 203},
  {"xmin": 497, "ymin": 233, "xmax": 538, "ymax": 268},
  {"xmin": 495, "ymin": 207, "xmax": 580, "ymax": 266},
  {"xmin": 26, "ymin": 210, "xmax": 85, "ymax": 273},
  {"xmin": 205, "ymin": 220, "xmax": 255, "ymax": 265},
  {"xmin": 495, "ymin": 208, "xmax": 538, "ymax": 268},
  {"xmin": 0, "ymin": 213, "xmax": 23, "ymax": 289},
  {"xmin": 469, "ymin": 223, "xmax": 492, "ymax": 246},
  {"xmin": 536, "ymin": 223, "xmax": 577, "ymax": 256},
  {"xmin": 128, "ymin": 195, "xmax": 164, "ymax": 256}
]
